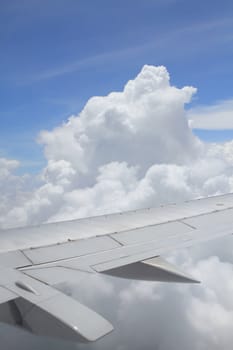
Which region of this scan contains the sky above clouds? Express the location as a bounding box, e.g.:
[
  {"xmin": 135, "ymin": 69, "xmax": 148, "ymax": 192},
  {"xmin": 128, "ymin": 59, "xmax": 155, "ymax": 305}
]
[
  {"xmin": 1, "ymin": 0, "xmax": 233, "ymax": 171},
  {"xmin": 1, "ymin": 1, "xmax": 233, "ymax": 349}
]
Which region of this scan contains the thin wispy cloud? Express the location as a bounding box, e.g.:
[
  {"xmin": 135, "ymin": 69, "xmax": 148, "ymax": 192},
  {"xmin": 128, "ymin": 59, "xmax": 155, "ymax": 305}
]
[
  {"xmin": 23, "ymin": 47, "xmax": 143, "ymax": 83},
  {"xmin": 17, "ymin": 16, "xmax": 233, "ymax": 85},
  {"xmin": 188, "ymin": 99, "xmax": 233, "ymax": 130}
]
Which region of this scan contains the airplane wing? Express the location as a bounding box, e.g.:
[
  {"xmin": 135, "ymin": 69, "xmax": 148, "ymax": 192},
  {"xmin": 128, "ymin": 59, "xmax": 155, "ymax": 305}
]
[{"xmin": 0, "ymin": 193, "xmax": 233, "ymax": 342}]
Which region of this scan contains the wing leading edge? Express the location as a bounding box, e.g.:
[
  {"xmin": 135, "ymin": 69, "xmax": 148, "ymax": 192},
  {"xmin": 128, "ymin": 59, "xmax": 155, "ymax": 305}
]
[{"xmin": 0, "ymin": 193, "xmax": 233, "ymax": 342}]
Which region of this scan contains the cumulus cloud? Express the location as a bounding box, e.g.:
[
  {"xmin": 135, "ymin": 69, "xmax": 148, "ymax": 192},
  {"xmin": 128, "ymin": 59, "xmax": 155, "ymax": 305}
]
[
  {"xmin": 38, "ymin": 65, "xmax": 201, "ymax": 179},
  {"xmin": 188, "ymin": 99, "xmax": 233, "ymax": 130},
  {"xmin": 0, "ymin": 65, "xmax": 221, "ymax": 227},
  {"xmin": 1, "ymin": 65, "xmax": 233, "ymax": 349},
  {"xmin": 0, "ymin": 158, "xmax": 37, "ymax": 228}
]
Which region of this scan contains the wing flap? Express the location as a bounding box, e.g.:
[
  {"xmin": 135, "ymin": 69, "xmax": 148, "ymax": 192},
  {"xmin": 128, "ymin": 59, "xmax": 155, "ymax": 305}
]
[
  {"xmin": 0, "ymin": 286, "xmax": 17, "ymax": 303},
  {"xmin": 142, "ymin": 256, "xmax": 199, "ymax": 283},
  {"xmin": 24, "ymin": 266, "xmax": 92, "ymax": 286},
  {"xmin": 0, "ymin": 268, "xmax": 113, "ymax": 342},
  {"xmin": 98, "ymin": 256, "xmax": 200, "ymax": 283},
  {"xmin": 15, "ymin": 292, "xmax": 113, "ymax": 342}
]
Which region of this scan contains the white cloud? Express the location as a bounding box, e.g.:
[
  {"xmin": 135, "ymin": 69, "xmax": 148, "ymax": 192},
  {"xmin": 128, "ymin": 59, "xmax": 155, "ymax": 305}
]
[
  {"xmin": 1, "ymin": 65, "xmax": 233, "ymax": 227},
  {"xmin": 0, "ymin": 65, "xmax": 205, "ymax": 227},
  {"xmin": 1, "ymin": 65, "xmax": 233, "ymax": 349},
  {"xmin": 38, "ymin": 65, "xmax": 200, "ymax": 179},
  {"xmin": 0, "ymin": 158, "xmax": 36, "ymax": 228},
  {"xmin": 188, "ymin": 99, "xmax": 233, "ymax": 130}
]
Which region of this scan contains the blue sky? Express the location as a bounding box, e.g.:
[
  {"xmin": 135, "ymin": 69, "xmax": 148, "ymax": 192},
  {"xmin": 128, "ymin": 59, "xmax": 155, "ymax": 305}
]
[{"xmin": 1, "ymin": 0, "xmax": 233, "ymax": 172}]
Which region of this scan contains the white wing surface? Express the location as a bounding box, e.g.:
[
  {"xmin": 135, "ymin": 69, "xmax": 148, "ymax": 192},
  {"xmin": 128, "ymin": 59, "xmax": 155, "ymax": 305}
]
[{"xmin": 0, "ymin": 193, "xmax": 233, "ymax": 342}]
